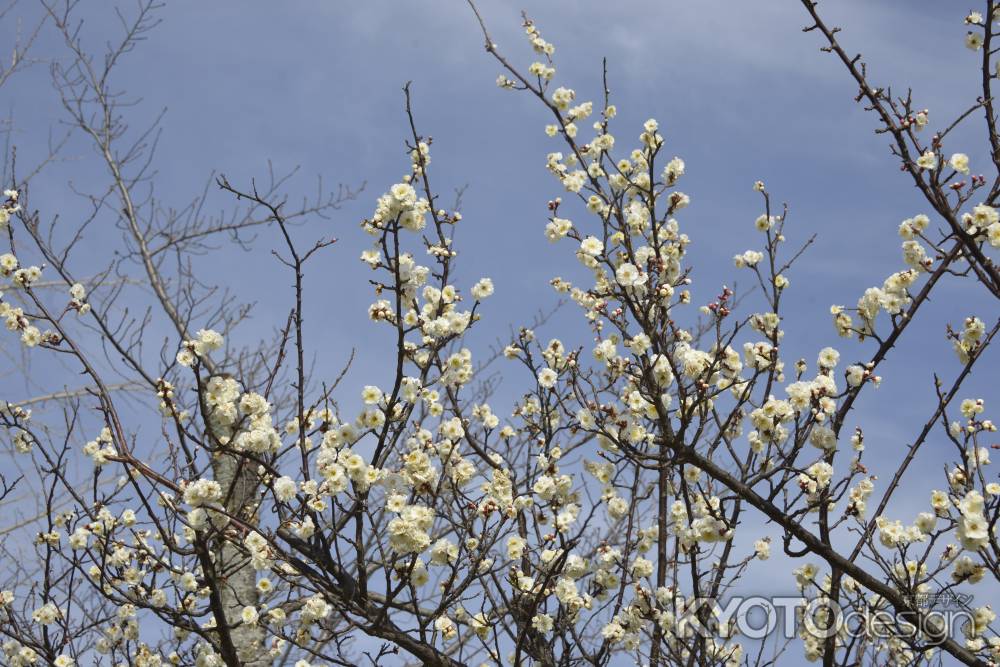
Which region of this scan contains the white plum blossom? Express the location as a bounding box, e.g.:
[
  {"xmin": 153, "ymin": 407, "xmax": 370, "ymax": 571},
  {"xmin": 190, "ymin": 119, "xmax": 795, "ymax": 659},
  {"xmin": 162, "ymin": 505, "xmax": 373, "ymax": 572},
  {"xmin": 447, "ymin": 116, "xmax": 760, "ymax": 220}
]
[{"xmin": 471, "ymin": 277, "xmax": 494, "ymax": 299}]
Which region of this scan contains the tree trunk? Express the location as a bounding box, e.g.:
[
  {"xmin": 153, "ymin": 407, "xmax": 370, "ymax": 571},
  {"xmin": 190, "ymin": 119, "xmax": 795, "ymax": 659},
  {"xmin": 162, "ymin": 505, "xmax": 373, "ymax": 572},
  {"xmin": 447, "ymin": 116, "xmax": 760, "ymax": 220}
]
[{"xmin": 212, "ymin": 452, "xmax": 271, "ymax": 667}]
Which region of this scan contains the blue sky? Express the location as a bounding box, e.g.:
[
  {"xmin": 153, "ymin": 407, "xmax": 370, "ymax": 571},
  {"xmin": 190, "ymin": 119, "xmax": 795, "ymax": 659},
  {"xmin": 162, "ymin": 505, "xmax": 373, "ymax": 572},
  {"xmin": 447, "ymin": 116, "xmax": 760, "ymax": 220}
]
[
  {"xmin": 21, "ymin": 0, "xmax": 982, "ymax": 498},
  {"xmin": 2, "ymin": 0, "xmax": 998, "ymax": 663}
]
